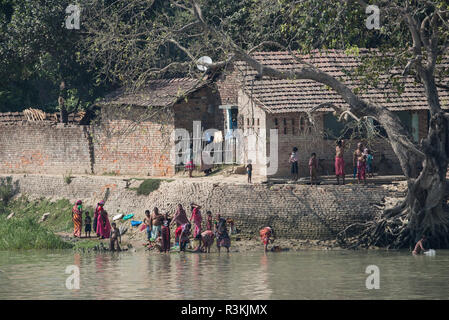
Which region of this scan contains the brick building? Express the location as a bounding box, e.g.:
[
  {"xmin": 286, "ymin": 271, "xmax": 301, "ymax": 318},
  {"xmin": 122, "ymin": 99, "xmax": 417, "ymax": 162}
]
[{"xmin": 220, "ymin": 50, "xmax": 449, "ymax": 178}]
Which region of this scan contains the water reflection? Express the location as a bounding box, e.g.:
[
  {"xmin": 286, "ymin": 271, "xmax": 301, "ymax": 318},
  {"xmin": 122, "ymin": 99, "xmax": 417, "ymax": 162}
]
[{"xmin": 0, "ymin": 250, "xmax": 449, "ymax": 299}]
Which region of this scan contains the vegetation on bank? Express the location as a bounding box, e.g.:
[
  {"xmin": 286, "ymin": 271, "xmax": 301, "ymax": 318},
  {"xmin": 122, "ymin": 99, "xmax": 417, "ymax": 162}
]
[
  {"xmin": 134, "ymin": 179, "xmax": 173, "ymax": 196},
  {"xmin": 0, "ymin": 216, "xmax": 73, "ymax": 250},
  {"xmin": 0, "ymin": 196, "xmax": 96, "ymax": 250}
]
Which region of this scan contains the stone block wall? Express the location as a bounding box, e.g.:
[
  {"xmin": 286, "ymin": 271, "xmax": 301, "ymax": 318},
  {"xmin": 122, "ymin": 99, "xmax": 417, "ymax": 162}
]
[{"xmin": 3, "ymin": 174, "xmax": 405, "ymax": 240}]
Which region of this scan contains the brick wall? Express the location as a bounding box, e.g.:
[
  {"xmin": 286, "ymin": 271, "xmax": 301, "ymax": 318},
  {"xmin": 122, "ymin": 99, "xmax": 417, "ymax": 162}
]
[
  {"xmin": 0, "ymin": 86, "xmax": 225, "ymax": 176},
  {"xmin": 0, "ymin": 123, "xmax": 92, "ymax": 174},
  {"xmin": 0, "ymin": 111, "xmax": 176, "ymax": 176},
  {"xmin": 3, "ymin": 174, "xmax": 405, "ymax": 240}
]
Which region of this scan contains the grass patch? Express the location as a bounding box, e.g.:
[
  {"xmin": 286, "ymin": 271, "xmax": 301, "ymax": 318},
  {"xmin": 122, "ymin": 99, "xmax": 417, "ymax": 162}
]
[
  {"xmin": 135, "ymin": 179, "xmax": 173, "ymax": 195},
  {"xmin": 5, "ymin": 197, "xmax": 94, "ymax": 233},
  {"xmin": 72, "ymin": 239, "xmax": 101, "ymax": 251},
  {"xmin": 0, "ymin": 216, "xmax": 73, "ymax": 250}
]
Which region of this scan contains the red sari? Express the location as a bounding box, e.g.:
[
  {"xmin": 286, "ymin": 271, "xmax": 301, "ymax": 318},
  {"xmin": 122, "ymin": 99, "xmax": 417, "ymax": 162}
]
[
  {"xmin": 72, "ymin": 205, "xmax": 83, "ymax": 238},
  {"xmin": 96, "ymin": 209, "xmax": 111, "ymax": 239}
]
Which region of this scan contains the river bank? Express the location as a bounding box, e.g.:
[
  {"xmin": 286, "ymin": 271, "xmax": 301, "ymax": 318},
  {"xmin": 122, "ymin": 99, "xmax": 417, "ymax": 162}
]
[{"xmin": 0, "ymin": 173, "xmax": 408, "ymax": 244}]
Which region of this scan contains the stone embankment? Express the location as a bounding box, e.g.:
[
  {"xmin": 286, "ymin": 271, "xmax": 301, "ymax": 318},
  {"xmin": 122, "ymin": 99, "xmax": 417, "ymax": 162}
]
[{"xmin": 2, "ymin": 174, "xmax": 406, "ymax": 240}]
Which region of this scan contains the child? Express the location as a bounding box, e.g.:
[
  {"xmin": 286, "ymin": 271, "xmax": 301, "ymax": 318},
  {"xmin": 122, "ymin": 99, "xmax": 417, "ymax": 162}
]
[
  {"xmin": 246, "ymin": 160, "xmax": 252, "ymax": 183},
  {"xmin": 206, "ymin": 211, "xmax": 213, "ymax": 231},
  {"xmin": 110, "ymin": 222, "xmax": 121, "ymax": 252},
  {"xmin": 289, "ymin": 147, "xmax": 299, "ymax": 181},
  {"xmin": 308, "ymin": 153, "xmax": 318, "ymax": 186},
  {"xmin": 200, "ymin": 230, "xmax": 215, "ymax": 253},
  {"xmin": 84, "ymin": 211, "xmax": 92, "ymax": 238},
  {"xmin": 143, "ymin": 210, "xmax": 151, "ymax": 243},
  {"xmin": 259, "ymin": 226, "xmax": 275, "ymax": 252},
  {"xmin": 365, "ymin": 148, "xmax": 374, "ymax": 178},
  {"xmin": 160, "ymin": 213, "xmax": 171, "ymax": 253},
  {"xmin": 357, "ymin": 152, "xmax": 367, "ymax": 185}
]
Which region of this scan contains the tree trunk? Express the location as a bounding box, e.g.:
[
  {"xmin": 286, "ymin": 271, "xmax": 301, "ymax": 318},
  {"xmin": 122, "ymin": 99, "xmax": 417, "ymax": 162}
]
[
  {"xmin": 406, "ymin": 111, "xmax": 449, "ymax": 248},
  {"xmin": 59, "ymin": 80, "xmax": 68, "ymax": 124}
]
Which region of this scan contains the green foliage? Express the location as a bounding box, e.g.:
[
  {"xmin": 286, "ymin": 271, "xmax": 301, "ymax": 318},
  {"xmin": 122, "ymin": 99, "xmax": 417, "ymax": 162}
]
[
  {"xmin": 135, "ymin": 179, "xmax": 173, "ymax": 195},
  {"xmin": 6, "ymin": 197, "xmax": 93, "ymax": 233},
  {"xmin": 0, "ymin": 216, "xmax": 73, "ymax": 250},
  {"xmin": 63, "ymin": 171, "xmax": 73, "ymax": 185},
  {"xmin": 0, "ymin": 0, "xmax": 109, "ymax": 112},
  {"xmin": 0, "ymin": 176, "xmax": 15, "ymax": 206}
]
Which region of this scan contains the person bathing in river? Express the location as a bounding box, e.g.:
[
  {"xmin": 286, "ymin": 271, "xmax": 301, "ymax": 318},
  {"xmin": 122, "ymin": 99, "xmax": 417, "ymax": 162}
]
[
  {"xmin": 109, "ymin": 222, "xmax": 121, "ymax": 252},
  {"xmin": 260, "ymin": 226, "xmax": 275, "ymax": 252},
  {"xmin": 206, "ymin": 211, "xmax": 213, "ymax": 231},
  {"xmin": 412, "ymin": 235, "xmax": 428, "ymax": 255},
  {"xmin": 190, "ymin": 203, "xmax": 202, "ymax": 252},
  {"xmin": 215, "ymin": 214, "xmax": 231, "ymax": 253},
  {"xmin": 143, "ymin": 210, "xmax": 151, "ymax": 242},
  {"xmin": 171, "ymin": 204, "xmax": 189, "ymax": 228},
  {"xmin": 84, "ymin": 211, "xmax": 92, "ymax": 238},
  {"xmin": 149, "ymin": 207, "xmax": 164, "ymax": 241},
  {"xmin": 175, "ymin": 223, "xmax": 191, "ymax": 252},
  {"xmin": 160, "ymin": 213, "xmax": 171, "ymax": 253},
  {"xmin": 335, "ymin": 139, "xmax": 345, "ymax": 185},
  {"xmin": 72, "ymin": 200, "xmax": 83, "ymax": 238},
  {"xmin": 200, "ymin": 230, "xmax": 215, "ymax": 253}
]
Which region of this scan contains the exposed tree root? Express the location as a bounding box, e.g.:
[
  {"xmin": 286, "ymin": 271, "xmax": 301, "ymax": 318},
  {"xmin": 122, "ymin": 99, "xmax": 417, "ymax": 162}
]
[{"xmin": 337, "ymin": 196, "xmax": 449, "ymax": 250}]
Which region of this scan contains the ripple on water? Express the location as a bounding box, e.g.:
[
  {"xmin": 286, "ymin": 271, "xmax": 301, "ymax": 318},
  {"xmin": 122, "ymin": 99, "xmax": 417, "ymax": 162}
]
[{"xmin": 0, "ymin": 250, "xmax": 449, "ymax": 299}]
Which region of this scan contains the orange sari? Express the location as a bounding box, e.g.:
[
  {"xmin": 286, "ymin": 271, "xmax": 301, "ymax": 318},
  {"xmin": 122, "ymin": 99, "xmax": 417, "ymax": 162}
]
[{"xmin": 72, "ymin": 205, "xmax": 83, "ymax": 237}]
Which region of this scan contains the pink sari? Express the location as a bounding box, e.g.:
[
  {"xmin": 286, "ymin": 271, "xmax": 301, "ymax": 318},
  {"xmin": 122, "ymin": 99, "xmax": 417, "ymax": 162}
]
[
  {"xmin": 96, "ymin": 210, "xmax": 111, "ymax": 239},
  {"xmin": 191, "ymin": 208, "xmax": 202, "ymax": 238}
]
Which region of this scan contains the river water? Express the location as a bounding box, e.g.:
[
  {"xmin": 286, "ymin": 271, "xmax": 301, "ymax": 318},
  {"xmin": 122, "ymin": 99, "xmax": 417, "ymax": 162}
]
[{"xmin": 0, "ymin": 249, "xmax": 448, "ymax": 299}]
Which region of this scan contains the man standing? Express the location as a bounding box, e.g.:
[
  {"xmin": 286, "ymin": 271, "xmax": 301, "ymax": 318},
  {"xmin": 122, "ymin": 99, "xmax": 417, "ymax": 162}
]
[
  {"xmin": 353, "ymin": 142, "xmax": 364, "ymax": 179},
  {"xmin": 335, "ymin": 140, "xmax": 345, "ymax": 185},
  {"xmin": 290, "ymin": 147, "xmax": 299, "ymax": 181}
]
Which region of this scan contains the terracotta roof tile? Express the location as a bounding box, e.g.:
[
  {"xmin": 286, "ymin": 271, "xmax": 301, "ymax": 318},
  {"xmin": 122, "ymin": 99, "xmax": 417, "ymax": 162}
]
[
  {"xmin": 237, "ymin": 50, "xmax": 449, "ymax": 113},
  {"xmin": 100, "ymin": 78, "xmax": 205, "ymax": 107}
]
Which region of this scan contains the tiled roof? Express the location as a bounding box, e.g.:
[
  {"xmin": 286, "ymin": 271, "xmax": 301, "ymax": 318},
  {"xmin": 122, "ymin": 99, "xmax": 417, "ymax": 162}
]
[
  {"xmin": 100, "ymin": 78, "xmax": 206, "ymax": 107},
  {"xmin": 236, "ymin": 50, "xmax": 449, "ymax": 113}
]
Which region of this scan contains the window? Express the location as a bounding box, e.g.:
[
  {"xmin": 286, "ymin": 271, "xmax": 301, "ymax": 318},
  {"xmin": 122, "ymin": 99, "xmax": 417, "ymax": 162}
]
[
  {"xmin": 291, "ymin": 118, "xmax": 295, "ymax": 135},
  {"xmin": 283, "ymin": 118, "xmax": 287, "ymax": 134},
  {"xmin": 323, "ymin": 113, "xmax": 353, "ymax": 139}
]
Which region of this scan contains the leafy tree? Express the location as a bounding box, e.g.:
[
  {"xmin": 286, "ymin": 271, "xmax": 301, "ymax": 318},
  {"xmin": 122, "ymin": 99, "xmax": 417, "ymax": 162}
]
[{"xmin": 0, "ymin": 0, "xmax": 107, "ymax": 116}]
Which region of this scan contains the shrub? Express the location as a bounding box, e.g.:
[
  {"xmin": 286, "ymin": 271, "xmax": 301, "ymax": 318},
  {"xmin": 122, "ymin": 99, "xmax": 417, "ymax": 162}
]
[
  {"xmin": 136, "ymin": 179, "xmax": 163, "ymax": 195},
  {"xmin": 0, "ymin": 176, "xmax": 16, "ymax": 205},
  {"xmin": 0, "ymin": 216, "xmax": 73, "ymax": 250}
]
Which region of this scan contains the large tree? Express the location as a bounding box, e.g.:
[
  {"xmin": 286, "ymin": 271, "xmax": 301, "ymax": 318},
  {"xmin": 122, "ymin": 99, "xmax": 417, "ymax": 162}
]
[
  {"xmin": 81, "ymin": 0, "xmax": 449, "ymax": 248},
  {"xmin": 0, "ymin": 0, "xmax": 108, "ymax": 117}
]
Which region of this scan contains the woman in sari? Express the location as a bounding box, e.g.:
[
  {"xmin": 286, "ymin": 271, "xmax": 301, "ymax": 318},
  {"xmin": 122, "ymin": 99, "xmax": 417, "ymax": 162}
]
[
  {"xmin": 72, "ymin": 200, "xmax": 83, "ymax": 238},
  {"xmin": 96, "ymin": 206, "xmax": 111, "ymax": 239},
  {"xmin": 171, "ymin": 204, "xmax": 189, "ymax": 227},
  {"xmin": 93, "ymin": 200, "xmax": 105, "ymax": 237},
  {"xmin": 190, "ymin": 203, "xmax": 202, "ymax": 251}
]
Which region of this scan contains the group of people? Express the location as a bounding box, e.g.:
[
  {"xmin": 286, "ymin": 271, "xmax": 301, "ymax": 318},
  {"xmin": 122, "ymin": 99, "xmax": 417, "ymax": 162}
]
[
  {"xmin": 286, "ymin": 140, "xmax": 374, "ymax": 185},
  {"xmin": 72, "ymin": 200, "xmax": 277, "ymax": 253},
  {"xmin": 142, "ymin": 203, "xmax": 233, "ymax": 253},
  {"xmin": 335, "ymin": 140, "xmax": 374, "ymax": 185},
  {"xmin": 71, "ymin": 200, "xmax": 121, "ymax": 251}
]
